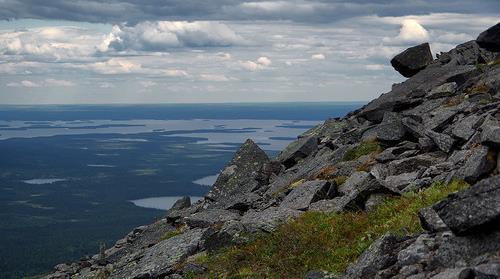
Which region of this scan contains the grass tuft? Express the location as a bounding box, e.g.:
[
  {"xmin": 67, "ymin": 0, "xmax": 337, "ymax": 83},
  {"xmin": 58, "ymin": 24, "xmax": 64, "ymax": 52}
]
[
  {"xmin": 198, "ymin": 180, "xmax": 468, "ymax": 278},
  {"xmin": 343, "ymin": 139, "xmax": 381, "ymax": 161}
]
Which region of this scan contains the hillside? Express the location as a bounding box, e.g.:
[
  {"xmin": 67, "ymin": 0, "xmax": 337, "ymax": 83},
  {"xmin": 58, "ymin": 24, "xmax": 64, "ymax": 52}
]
[{"xmin": 44, "ymin": 23, "xmax": 500, "ymax": 279}]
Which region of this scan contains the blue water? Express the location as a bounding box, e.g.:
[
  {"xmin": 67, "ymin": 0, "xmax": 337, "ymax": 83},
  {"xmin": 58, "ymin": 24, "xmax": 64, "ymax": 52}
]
[{"xmin": 0, "ymin": 102, "xmax": 364, "ymax": 278}]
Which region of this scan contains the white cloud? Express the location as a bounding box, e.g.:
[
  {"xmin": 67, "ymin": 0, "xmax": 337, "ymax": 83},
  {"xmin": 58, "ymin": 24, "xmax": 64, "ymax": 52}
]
[
  {"xmin": 199, "ymin": 74, "xmax": 232, "ymax": 82},
  {"xmin": 365, "ymin": 64, "xmax": 387, "ymax": 71},
  {"xmin": 99, "ymin": 82, "xmax": 115, "ymax": 88},
  {"xmin": 6, "ymin": 80, "xmax": 40, "ymax": 87},
  {"xmin": 383, "ymin": 19, "xmax": 429, "ymax": 44},
  {"xmin": 140, "ymin": 81, "xmax": 157, "ymax": 88},
  {"xmin": 216, "ymin": 52, "xmax": 232, "ymax": 60},
  {"xmin": 100, "ymin": 21, "xmax": 245, "ymax": 52},
  {"xmin": 311, "ymin": 53, "xmax": 325, "ymax": 60},
  {"xmin": 241, "ymin": 56, "xmax": 272, "ymax": 71},
  {"xmin": 45, "ymin": 78, "xmax": 75, "ymax": 87}
]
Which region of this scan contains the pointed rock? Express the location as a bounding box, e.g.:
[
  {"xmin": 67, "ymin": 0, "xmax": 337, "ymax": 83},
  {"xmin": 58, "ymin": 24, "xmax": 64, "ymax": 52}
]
[{"xmin": 206, "ymin": 139, "xmax": 269, "ymax": 203}]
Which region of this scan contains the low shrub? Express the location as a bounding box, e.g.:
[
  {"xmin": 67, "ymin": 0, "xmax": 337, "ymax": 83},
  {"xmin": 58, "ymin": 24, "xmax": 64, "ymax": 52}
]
[
  {"xmin": 343, "ymin": 139, "xmax": 381, "ymax": 161},
  {"xmin": 198, "ymin": 180, "xmax": 468, "ymax": 278}
]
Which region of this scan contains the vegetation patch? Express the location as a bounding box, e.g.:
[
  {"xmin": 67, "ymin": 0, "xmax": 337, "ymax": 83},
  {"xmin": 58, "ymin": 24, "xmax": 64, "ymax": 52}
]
[
  {"xmin": 161, "ymin": 225, "xmax": 186, "ymax": 241},
  {"xmin": 312, "ymin": 166, "xmax": 337, "ymax": 180},
  {"xmin": 198, "ymin": 180, "xmax": 468, "ymax": 278},
  {"xmin": 343, "ymin": 139, "xmax": 381, "ymax": 161},
  {"xmin": 330, "ymin": 176, "xmax": 348, "ymax": 187}
]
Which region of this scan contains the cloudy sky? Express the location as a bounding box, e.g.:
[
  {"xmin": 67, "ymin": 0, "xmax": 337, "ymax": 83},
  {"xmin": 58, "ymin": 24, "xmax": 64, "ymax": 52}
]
[{"xmin": 0, "ymin": 1, "xmax": 498, "ymax": 104}]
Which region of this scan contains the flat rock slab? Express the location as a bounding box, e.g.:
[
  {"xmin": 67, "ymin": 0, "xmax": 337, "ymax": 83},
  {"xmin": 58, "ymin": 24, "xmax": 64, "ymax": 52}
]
[
  {"xmin": 279, "ymin": 180, "xmax": 331, "ymax": 210},
  {"xmin": 276, "ymin": 136, "xmax": 318, "ymax": 168},
  {"xmin": 109, "ymin": 228, "xmax": 206, "ymax": 279},
  {"xmin": 457, "ymin": 146, "xmax": 495, "ymax": 184},
  {"xmin": 433, "ymin": 175, "xmax": 500, "ymax": 235},
  {"xmin": 376, "ymin": 112, "xmax": 406, "ymax": 142},
  {"xmin": 184, "ymin": 209, "xmax": 241, "ymax": 228},
  {"xmin": 241, "ymin": 207, "xmax": 303, "ymax": 233}
]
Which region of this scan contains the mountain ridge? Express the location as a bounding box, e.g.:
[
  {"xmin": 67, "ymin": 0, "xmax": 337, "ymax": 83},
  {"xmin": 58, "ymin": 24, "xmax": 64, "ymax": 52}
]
[{"xmin": 43, "ymin": 23, "xmax": 500, "ymax": 279}]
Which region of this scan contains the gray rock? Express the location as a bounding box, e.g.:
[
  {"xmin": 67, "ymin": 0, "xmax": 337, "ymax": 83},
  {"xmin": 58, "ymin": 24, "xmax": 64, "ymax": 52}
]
[
  {"xmin": 402, "ymin": 117, "xmax": 426, "ymax": 138},
  {"xmin": 184, "ymin": 209, "xmax": 240, "ymax": 228},
  {"xmin": 423, "ymin": 108, "xmax": 459, "ymax": 131},
  {"xmin": 452, "ymin": 114, "xmax": 483, "ymax": 141},
  {"xmin": 383, "ymin": 172, "xmax": 419, "ymax": 191},
  {"xmin": 109, "ymin": 228, "xmax": 206, "ymax": 279},
  {"xmin": 477, "ymin": 23, "xmax": 500, "ymax": 52},
  {"xmin": 427, "ymin": 82, "xmax": 457, "ymax": 99},
  {"xmin": 433, "ymin": 175, "xmax": 500, "ymax": 235},
  {"xmin": 391, "ymin": 43, "xmax": 434, "ymax": 78},
  {"xmin": 481, "ymin": 125, "xmax": 500, "ymax": 147},
  {"xmin": 386, "ymin": 153, "xmax": 446, "ymax": 177},
  {"xmin": 343, "ymin": 234, "xmax": 409, "ymax": 279},
  {"xmin": 419, "ymin": 136, "xmax": 435, "ymax": 152},
  {"xmin": 276, "ymin": 136, "xmax": 318, "ymax": 168},
  {"xmin": 376, "ymin": 112, "xmax": 406, "ymax": 142},
  {"xmin": 397, "ymin": 234, "xmax": 435, "ymax": 266},
  {"xmin": 425, "ymin": 130, "xmax": 455, "ymax": 153},
  {"xmin": 418, "ymin": 207, "xmax": 449, "ymax": 232},
  {"xmin": 457, "ymin": 146, "xmax": 495, "ymax": 183},
  {"xmin": 304, "ymin": 270, "xmax": 337, "ymax": 279},
  {"xmin": 241, "ymin": 207, "xmax": 302, "ymax": 233},
  {"xmin": 309, "ymin": 197, "xmax": 347, "ymax": 213},
  {"xmin": 204, "ymin": 220, "xmax": 250, "ymax": 252},
  {"xmin": 430, "ymin": 268, "xmax": 474, "ymax": 279},
  {"xmin": 170, "ymin": 196, "xmax": 191, "ymax": 211},
  {"xmin": 375, "ymin": 144, "xmax": 418, "ymax": 163},
  {"xmin": 474, "ymin": 261, "xmax": 500, "ymax": 278},
  {"xmin": 206, "ymin": 139, "xmax": 269, "ymax": 202},
  {"xmin": 359, "ymin": 65, "xmax": 475, "ymax": 122},
  {"xmin": 280, "ymin": 180, "xmax": 331, "ymax": 210}
]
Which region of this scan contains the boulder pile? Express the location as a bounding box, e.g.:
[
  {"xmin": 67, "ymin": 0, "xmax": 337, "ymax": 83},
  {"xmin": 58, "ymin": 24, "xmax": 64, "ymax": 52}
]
[{"xmin": 44, "ymin": 24, "xmax": 500, "ymax": 279}]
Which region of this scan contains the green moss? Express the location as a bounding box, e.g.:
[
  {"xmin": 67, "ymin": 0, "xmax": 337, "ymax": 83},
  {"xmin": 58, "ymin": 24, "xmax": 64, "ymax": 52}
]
[
  {"xmin": 198, "ymin": 180, "xmax": 468, "ymax": 278},
  {"xmin": 161, "ymin": 229, "xmax": 183, "ymax": 241},
  {"xmin": 343, "ymin": 140, "xmax": 381, "ymax": 161}
]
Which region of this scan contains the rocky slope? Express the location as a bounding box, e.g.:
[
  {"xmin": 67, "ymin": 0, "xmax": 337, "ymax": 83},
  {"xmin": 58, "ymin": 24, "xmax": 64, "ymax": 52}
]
[{"xmin": 44, "ymin": 23, "xmax": 500, "ymax": 279}]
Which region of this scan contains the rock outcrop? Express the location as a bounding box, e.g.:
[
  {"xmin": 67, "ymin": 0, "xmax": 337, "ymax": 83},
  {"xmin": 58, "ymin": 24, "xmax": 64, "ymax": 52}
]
[{"xmin": 43, "ymin": 24, "xmax": 500, "ymax": 279}]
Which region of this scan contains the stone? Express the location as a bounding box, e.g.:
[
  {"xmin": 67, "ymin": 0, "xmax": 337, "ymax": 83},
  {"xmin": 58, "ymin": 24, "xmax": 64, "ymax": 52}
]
[
  {"xmin": 458, "ymin": 146, "xmax": 495, "ymax": 183},
  {"xmin": 184, "ymin": 209, "xmax": 240, "ymax": 228},
  {"xmin": 430, "ymin": 268, "xmax": 474, "ymax": 279},
  {"xmin": 452, "ymin": 114, "xmax": 483, "ymax": 141},
  {"xmin": 425, "ymin": 130, "xmax": 455, "ymax": 153},
  {"xmin": 276, "ymin": 136, "xmax": 318, "ymax": 168},
  {"xmin": 473, "ymin": 261, "xmax": 500, "ymax": 278},
  {"xmin": 433, "ymin": 175, "xmax": 500, "ymax": 235},
  {"xmin": 240, "ymin": 207, "xmax": 302, "ymax": 233},
  {"xmin": 427, "ymin": 82, "xmax": 458, "ymax": 99},
  {"xmin": 109, "ymin": 228, "xmax": 207, "ymax": 279},
  {"xmin": 418, "ymin": 207, "xmax": 449, "ymax": 232},
  {"xmin": 477, "ymin": 23, "xmax": 500, "ymax": 52},
  {"xmin": 481, "ymin": 125, "xmax": 500, "ymax": 147},
  {"xmin": 383, "ymin": 172, "xmax": 419, "ymax": 191},
  {"xmin": 391, "ymin": 43, "xmax": 434, "ymax": 78},
  {"xmin": 423, "ymin": 108, "xmax": 459, "ymax": 131},
  {"xmin": 343, "ymin": 234, "xmax": 409, "ymax": 279},
  {"xmin": 206, "ymin": 139, "xmax": 269, "ymax": 202},
  {"xmin": 304, "ymin": 270, "xmax": 337, "ymax": 279},
  {"xmin": 376, "ymin": 112, "xmax": 406, "ymax": 142},
  {"xmin": 170, "ymin": 196, "xmax": 191, "ymax": 211},
  {"xmin": 397, "ymin": 234, "xmax": 435, "ymax": 266},
  {"xmin": 280, "ymin": 180, "xmax": 331, "ymax": 210},
  {"xmin": 203, "ymin": 221, "xmax": 250, "ymax": 252},
  {"xmin": 386, "ymin": 153, "xmax": 446, "ymax": 177},
  {"xmin": 365, "ymin": 194, "xmax": 389, "ymax": 211},
  {"xmin": 419, "ymin": 136, "xmax": 435, "ymax": 152}
]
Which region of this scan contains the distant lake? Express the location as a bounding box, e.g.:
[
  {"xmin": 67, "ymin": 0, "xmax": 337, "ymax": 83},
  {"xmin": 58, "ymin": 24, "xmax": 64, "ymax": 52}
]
[
  {"xmin": 0, "ymin": 102, "xmax": 364, "ymax": 279},
  {"xmin": 130, "ymin": 196, "xmax": 203, "ymax": 210},
  {"xmin": 193, "ymin": 174, "xmax": 219, "ymax": 186}
]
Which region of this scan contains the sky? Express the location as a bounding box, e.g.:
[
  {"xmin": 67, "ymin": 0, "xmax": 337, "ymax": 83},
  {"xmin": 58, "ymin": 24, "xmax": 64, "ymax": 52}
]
[{"xmin": 0, "ymin": 1, "xmax": 499, "ymax": 104}]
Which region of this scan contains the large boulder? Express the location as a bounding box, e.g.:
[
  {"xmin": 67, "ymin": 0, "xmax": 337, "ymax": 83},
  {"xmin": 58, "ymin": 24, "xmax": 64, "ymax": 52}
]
[
  {"xmin": 375, "ymin": 112, "xmax": 406, "ymax": 142},
  {"xmin": 279, "ymin": 180, "xmax": 332, "ymax": 210},
  {"xmin": 433, "ymin": 175, "xmax": 500, "ymax": 235},
  {"xmin": 184, "ymin": 209, "xmax": 241, "ymax": 228},
  {"xmin": 206, "ymin": 139, "xmax": 269, "ymax": 203},
  {"xmin": 276, "ymin": 136, "xmax": 318, "ymax": 168},
  {"xmin": 391, "ymin": 43, "xmax": 434, "ymax": 78},
  {"xmin": 457, "ymin": 146, "xmax": 496, "ymax": 183},
  {"xmin": 477, "ymin": 23, "xmax": 500, "ymax": 52}
]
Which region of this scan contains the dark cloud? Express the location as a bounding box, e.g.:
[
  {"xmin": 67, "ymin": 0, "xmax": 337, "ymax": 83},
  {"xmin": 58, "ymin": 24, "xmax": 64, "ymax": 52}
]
[{"xmin": 0, "ymin": 0, "xmax": 499, "ymax": 24}]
